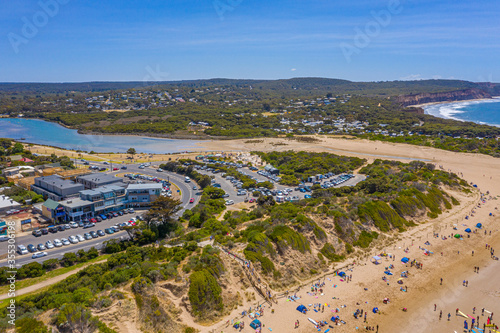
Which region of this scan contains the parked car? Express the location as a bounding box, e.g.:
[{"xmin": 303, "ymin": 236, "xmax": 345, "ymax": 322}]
[
  {"xmin": 107, "ymin": 213, "xmax": 114, "ymax": 219},
  {"xmin": 112, "ymin": 212, "xmax": 119, "ymax": 217},
  {"xmin": 69, "ymin": 222, "xmax": 78, "ymax": 228},
  {"xmin": 45, "ymin": 240, "xmax": 54, "ymax": 249},
  {"xmin": 95, "ymin": 216, "xmax": 102, "ymax": 222},
  {"xmin": 27, "ymin": 244, "xmax": 37, "ymax": 253},
  {"xmin": 189, "ymin": 198, "xmax": 194, "ymax": 203},
  {"xmin": 78, "ymin": 221, "xmax": 85, "ymax": 228},
  {"xmin": 17, "ymin": 245, "xmax": 28, "ymax": 255},
  {"xmin": 61, "ymin": 238, "xmax": 70, "ymax": 246},
  {"xmin": 64, "ymin": 224, "xmax": 71, "ymax": 230},
  {"xmin": 100, "ymin": 214, "xmax": 107, "ymax": 220},
  {"xmin": 53, "ymin": 239, "xmax": 63, "ymax": 247},
  {"xmin": 97, "ymin": 230, "xmax": 105, "ymax": 236},
  {"xmin": 76, "ymin": 234, "xmax": 85, "ymax": 242},
  {"xmin": 0, "ymin": 235, "xmax": 9, "ymax": 242},
  {"xmin": 32, "ymin": 230, "xmax": 42, "ymax": 237},
  {"xmin": 84, "ymin": 233, "xmax": 92, "ymax": 240},
  {"xmin": 128, "ymin": 208, "xmax": 135, "ymax": 213},
  {"xmin": 113, "ymin": 167, "xmax": 118, "ymax": 171},
  {"xmin": 90, "ymin": 218, "xmax": 97, "ymax": 223},
  {"xmin": 121, "ymin": 166, "xmax": 127, "ymax": 170},
  {"xmin": 117, "ymin": 211, "xmax": 123, "ymax": 216},
  {"xmin": 40, "ymin": 228, "xmax": 48, "ymax": 235},
  {"xmin": 32, "ymin": 251, "xmax": 48, "ymax": 259},
  {"xmin": 68, "ymin": 236, "xmax": 78, "ymax": 244},
  {"xmin": 83, "ymin": 223, "xmax": 95, "ymax": 229},
  {"xmin": 57, "ymin": 225, "xmax": 66, "ymax": 231},
  {"xmin": 89, "ymin": 231, "xmax": 98, "ymax": 238}
]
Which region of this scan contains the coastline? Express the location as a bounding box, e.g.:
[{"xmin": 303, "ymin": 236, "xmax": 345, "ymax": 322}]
[{"xmin": 409, "ymin": 97, "xmax": 499, "ymax": 108}]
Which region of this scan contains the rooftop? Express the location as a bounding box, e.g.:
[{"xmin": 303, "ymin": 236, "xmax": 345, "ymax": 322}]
[
  {"xmin": 127, "ymin": 183, "xmax": 162, "ymax": 190},
  {"xmin": 36, "ymin": 175, "xmax": 83, "ymax": 189},
  {"xmin": 0, "ymin": 195, "xmax": 21, "ymax": 209},
  {"xmin": 77, "ymin": 173, "xmax": 123, "ymax": 184}
]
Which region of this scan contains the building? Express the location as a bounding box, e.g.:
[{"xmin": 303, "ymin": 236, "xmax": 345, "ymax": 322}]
[
  {"xmin": 40, "ymin": 183, "xmax": 161, "ymax": 222},
  {"xmin": 76, "ymin": 173, "xmax": 124, "ymax": 189},
  {"xmin": 2, "ymin": 166, "xmax": 35, "ymax": 178},
  {"xmin": 41, "ymin": 199, "xmax": 67, "ymax": 223},
  {"xmin": 31, "ymin": 175, "xmax": 84, "ymax": 201},
  {"xmin": 127, "ymin": 184, "xmax": 162, "ymax": 207},
  {"xmin": 0, "ymin": 195, "xmax": 22, "ymax": 215}
]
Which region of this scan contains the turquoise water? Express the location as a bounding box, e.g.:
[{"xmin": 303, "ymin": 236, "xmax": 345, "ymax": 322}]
[
  {"xmin": 424, "ymin": 97, "xmax": 500, "ymax": 127},
  {"xmin": 0, "ymin": 118, "xmax": 204, "ymax": 153}
]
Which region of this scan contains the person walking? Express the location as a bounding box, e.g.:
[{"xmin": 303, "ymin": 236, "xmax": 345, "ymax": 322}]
[
  {"xmin": 439, "ymin": 310, "xmax": 442, "ymax": 320},
  {"xmin": 434, "ymin": 304, "xmax": 437, "ymax": 311}
]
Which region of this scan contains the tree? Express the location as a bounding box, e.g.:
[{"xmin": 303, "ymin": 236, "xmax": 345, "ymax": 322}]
[
  {"xmin": 16, "ymin": 318, "xmax": 49, "ymax": 333},
  {"xmin": 145, "ymin": 196, "xmax": 182, "ymax": 237},
  {"xmin": 56, "ymin": 303, "xmax": 99, "ymax": 333},
  {"xmin": 11, "ymin": 142, "xmax": 24, "ymax": 154},
  {"xmin": 127, "ymin": 147, "xmax": 136, "ymax": 158}
]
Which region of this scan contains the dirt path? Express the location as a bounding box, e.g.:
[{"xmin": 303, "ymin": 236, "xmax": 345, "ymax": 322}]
[{"xmin": 0, "ymin": 259, "xmax": 107, "ymax": 301}]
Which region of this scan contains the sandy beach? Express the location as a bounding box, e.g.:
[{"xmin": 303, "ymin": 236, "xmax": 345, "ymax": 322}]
[{"xmin": 191, "ymin": 136, "xmax": 500, "ymax": 333}]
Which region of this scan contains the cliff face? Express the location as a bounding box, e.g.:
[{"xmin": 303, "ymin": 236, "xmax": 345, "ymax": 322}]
[{"xmin": 396, "ymin": 88, "xmax": 492, "ymax": 107}]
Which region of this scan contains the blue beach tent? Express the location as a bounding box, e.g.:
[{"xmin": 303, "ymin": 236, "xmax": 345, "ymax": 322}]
[
  {"xmin": 476, "ymin": 223, "xmax": 482, "ymax": 229},
  {"xmin": 465, "ymin": 228, "xmax": 472, "ymax": 233},
  {"xmin": 296, "ymin": 305, "xmax": 307, "ymax": 313},
  {"xmin": 250, "ymin": 319, "xmax": 261, "ymax": 329},
  {"xmin": 401, "ymin": 257, "xmax": 409, "ymax": 263}
]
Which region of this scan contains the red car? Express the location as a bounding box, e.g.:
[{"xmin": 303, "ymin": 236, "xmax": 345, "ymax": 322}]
[
  {"xmin": 113, "ymin": 167, "xmax": 118, "ymax": 171},
  {"xmin": 90, "ymin": 218, "xmax": 97, "ymax": 223},
  {"xmin": 128, "ymin": 221, "xmax": 136, "ymax": 226},
  {"xmin": 189, "ymin": 198, "xmax": 194, "ymax": 203},
  {"xmin": 249, "ymin": 198, "xmax": 256, "ymax": 203}
]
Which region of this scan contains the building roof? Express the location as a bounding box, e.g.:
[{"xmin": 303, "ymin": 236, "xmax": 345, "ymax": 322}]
[
  {"xmin": 36, "ymin": 175, "xmax": 83, "ymax": 190},
  {"xmin": 77, "ymin": 173, "xmax": 123, "ymax": 185},
  {"xmin": 127, "ymin": 183, "xmax": 162, "ymax": 190},
  {"xmin": 42, "ymin": 199, "xmax": 60, "ymax": 210},
  {"xmin": 80, "ymin": 185, "xmax": 125, "ymax": 196},
  {"xmin": 60, "ymin": 198, "xmax": 93, "ymax": 208},
  {"xmin": 0, "ymin": 195, "xmax": 21, "ymax": 209}
]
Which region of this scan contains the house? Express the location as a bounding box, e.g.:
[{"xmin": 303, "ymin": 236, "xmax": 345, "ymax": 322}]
[
  {"xmin": 0, "ymin": 195, "xmax": 22, "ymax": 215},
  {"xmin": 41, "ymin": 199, "xmax": 67, "ymax": 223}
]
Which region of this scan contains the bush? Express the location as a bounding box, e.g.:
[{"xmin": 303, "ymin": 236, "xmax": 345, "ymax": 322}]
[{"xmin": 188, "ymin": 269, "xmax": 223, "ymax": 317}]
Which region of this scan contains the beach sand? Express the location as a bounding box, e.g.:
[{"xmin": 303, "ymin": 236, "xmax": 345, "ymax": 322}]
[{"xmin": 195, "ymin": 137, "xmax": 500, "ymax": 333}]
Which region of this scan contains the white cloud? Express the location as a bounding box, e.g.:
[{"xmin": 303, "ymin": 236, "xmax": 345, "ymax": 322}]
[
  {"xmin": 400, "ymin": 74, "xmax": 423, "ymax": 81},
  {"xmin": 291, "ymin": 68, "xmax": 297, "ymax": 71}
]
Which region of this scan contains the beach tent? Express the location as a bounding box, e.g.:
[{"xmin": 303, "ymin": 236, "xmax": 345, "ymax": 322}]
[
  {"xmin": 401, "ymin": 257, "xmax": 409, "ymax": 263},
  {"xmin": 476, "ymin": 223, "xmax": 482, "ymax": 228},
  {"xmin": 371, "ymin": 256, "xmax": 381, "ymax": 264},
  {"xmin": 465, "ymin": 228, "xmax": 472, "ymax": 233},
  {"xmin": 338, "ymin": 272, "xmax": 346, "ymax": 277},
  {"xmin": 373, "ymin": 307, "xmax": 379, "ymax": 314},
  {"xmin": 250, "ymin": 319, "xmax": 261, "ymax": 329},
  {"xmin": 454, "ymin": 234, "xmax": 461, "ymax": 239},
  {"xmin": 296, "ymin": 305, "xmax": 307, "ymax": 313},
  {"xmin": 384, "ymin": 271, "xmax": 393, "ymax": 275}
]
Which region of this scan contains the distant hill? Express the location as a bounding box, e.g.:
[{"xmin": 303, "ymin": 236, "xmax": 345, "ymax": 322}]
[{"xmin": 1, "ymin": 78, "xmax": 499, "ymax": 97}]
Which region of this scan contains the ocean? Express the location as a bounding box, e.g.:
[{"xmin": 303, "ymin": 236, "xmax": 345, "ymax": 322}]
[{"xmin": 424, "ymin": 97, "xmax": 500, "ymax": 127}]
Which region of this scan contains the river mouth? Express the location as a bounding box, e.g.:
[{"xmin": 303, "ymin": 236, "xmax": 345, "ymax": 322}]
[{"xmin": 0, "ymin": 118, "xmax": 206, "ymax": 154}]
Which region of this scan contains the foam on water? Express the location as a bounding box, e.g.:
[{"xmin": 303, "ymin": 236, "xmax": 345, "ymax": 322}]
[{"xmin": 424, "ymin": 97, "xmax": 500, "ymax": 127}]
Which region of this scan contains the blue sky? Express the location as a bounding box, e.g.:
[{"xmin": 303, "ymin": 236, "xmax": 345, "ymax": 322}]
[{"xmin": 1, "ymin": 0, "xmax": 499, "ymax": 82}]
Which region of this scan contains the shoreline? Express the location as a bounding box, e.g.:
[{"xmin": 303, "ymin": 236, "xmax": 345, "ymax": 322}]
[{"xmin": 409, "ymin": 97, "xmax": 499, "ymax": 108}]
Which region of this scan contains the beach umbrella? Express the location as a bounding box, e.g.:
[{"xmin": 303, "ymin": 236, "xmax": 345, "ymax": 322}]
[
  {"xmin": 372, "ymin": 307, "xmax": 379, "ymax": 314},
  {"xmin": 476, "ymin": 223, "xmax": 482, "ymax": 228},
  {"xmin": 464, "ymin": 320, "xmax": 468, "ymax": 329}
]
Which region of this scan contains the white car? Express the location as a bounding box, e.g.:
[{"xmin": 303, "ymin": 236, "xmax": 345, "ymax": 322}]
[
  {"xmin": 61, "ymin": 238, "xmax": 70, "ymax": 246},
  {"xmin": 53, "ymin": 239, "xmax": 63, "ymax": 247},
  {"xmin": 45, "ymin": 240, "xmax": 55, "ymax": 249},
  {"xmin": 0, "ymin": 235, "xmax": 9, "ymax": 242},
  {"xmin": 69, "ymin": 222, "xmax": 79, "ymax": 228},
  {"xmin": 68, "ymin": 236, "xmax": 79, "ymax": 244},
  {"xmin": 76, "ymin": 234, "xmax": 85, "ymax": 242},
  {"xmin": 225, "ymin": 200, "xmax": 235, "ymax": 205},
  {"xmin": 32, "ymin": 251, "xmax": 48, "ymax": 259}
]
